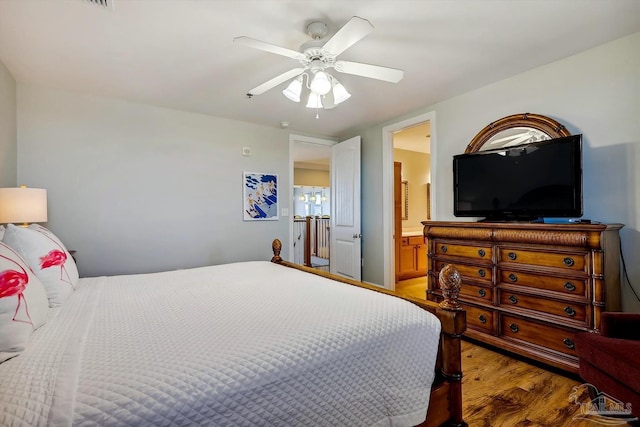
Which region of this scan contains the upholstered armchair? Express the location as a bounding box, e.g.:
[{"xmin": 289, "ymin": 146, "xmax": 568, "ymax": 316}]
[{"xmin": 575, "ymin": 312, "xmax": 640, "ymax": 417}]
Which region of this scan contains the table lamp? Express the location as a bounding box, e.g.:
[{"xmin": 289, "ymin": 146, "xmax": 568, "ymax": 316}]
[{"xmin": 0, "ymin": 185, "xmax": 48, "ymax": 226}]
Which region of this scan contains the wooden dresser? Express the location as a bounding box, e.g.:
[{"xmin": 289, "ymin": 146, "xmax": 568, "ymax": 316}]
[{"xmin": 422, "ymin": 221, "xmax": 622, "ymax": 373}]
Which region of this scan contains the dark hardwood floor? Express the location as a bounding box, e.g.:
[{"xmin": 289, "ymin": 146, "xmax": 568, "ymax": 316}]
[{"xmin": 396, "ymin": 278, "xmax": 636, "ymax": 427}]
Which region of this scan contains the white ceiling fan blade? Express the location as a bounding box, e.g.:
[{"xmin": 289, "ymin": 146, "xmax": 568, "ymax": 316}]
[
  {"xmin": 334, "ymin": 60, "xmax": 404, "ymax": 83},
  {"xmin": 247, "ymin": 68, "xmax": 305, "ymax": 96},
  {"xmin": 234, "ymin": 36, "xmax": 304, "ymax": 60},
  {"xmin": 321, "ymin": 16, "xmax": 374, "ymax": 57}
]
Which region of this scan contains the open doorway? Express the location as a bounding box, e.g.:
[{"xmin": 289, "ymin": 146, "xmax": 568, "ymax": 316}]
[
  {"xmin": 393, "ymin": 123, "xmax": 431, "ymax": 298},
  {"xmin": 289, "ymin": 134, "xmax": 362, "ymax": 281},
  {"xmin": 289, "ymin": 135, "xmax": 333, "ymax": 271},
  {"xmin": 381, "ymin": 112, "xmax": 436, "ymax": 290}
]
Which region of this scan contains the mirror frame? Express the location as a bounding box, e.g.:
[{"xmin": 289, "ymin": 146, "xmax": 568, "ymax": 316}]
[
  {"xmin": 465, "ymin": 113, "xmax": 571, "ymax": 153},
  {"xmin": 401, "ymin": 180, "xmax": 409, "ymax": 220}
]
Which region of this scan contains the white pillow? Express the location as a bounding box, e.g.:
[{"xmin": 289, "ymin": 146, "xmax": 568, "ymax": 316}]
[
  {"xmin": 3, "ymin": 224, "xmax": 79, "ymax": 307},
  {"xmin": 0, "ymin": 241, "xmax": 50, "ymax": 363},
  {"xmin": 0, "ymin": 225, "xmax": 5, "ymax": 240}
]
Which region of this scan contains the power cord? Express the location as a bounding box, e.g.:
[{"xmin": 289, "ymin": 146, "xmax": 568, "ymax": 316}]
[{"xmin": 620, "ymin": 240, "xmax": 640, "ymax": 303}]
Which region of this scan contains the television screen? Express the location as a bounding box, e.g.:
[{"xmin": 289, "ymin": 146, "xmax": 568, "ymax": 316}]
[{"xmin": 453, "ymin": 134, "xmax": 583, "ymax": 221}]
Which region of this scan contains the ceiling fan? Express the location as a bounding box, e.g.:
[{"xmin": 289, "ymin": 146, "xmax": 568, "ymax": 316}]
[{"xmin": 234, "ymin": 16, "xmax": 404, "ymax": 110}]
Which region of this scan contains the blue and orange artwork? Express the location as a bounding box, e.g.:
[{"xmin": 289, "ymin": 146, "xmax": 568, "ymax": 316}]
[{"xmin": 244, "ymin": 172, "xmax": 278, "ymax": 220}]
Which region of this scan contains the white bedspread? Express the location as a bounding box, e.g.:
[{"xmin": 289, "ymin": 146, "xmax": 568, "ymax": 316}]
[{"xmin": 0, "ymin": 261, "xmax": 441, "ymax": 427}]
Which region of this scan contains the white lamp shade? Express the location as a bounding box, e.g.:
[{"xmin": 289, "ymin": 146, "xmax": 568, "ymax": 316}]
[
  {"xmin": 282, "ymin": 76, "xmax": 302, "ymax": 102},
  {"xmin": 332, "ymin": 80, "xmax": 351, "ymax": 105},
  {"xmin": 305, "ymin": 92, "xmax": 323, "ymax": 109},
  {"xmin": 309, "ymin": 71, "xmax": 332, "ymax": 95},
  {"xmin": 0, "ymin": 187, "xmax": 48, "ymax": 224}
]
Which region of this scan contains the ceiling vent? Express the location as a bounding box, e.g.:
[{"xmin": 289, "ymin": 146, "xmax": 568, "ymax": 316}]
[{"xmin": 84, "ymin": 0, "xmax": 114, "ymax": 11}]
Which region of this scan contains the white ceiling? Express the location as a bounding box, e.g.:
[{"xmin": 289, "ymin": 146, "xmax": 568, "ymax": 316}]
[
  {"xmin": 394, "ymin": 122, "xmax": 431, "ymax": 154},
  {"xmin": 0, "ymin": 1, "xmax": 638, "ymax": 138}
]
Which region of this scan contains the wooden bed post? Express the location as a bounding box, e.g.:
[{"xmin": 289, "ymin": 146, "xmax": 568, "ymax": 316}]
[
  {"xmin": 271, "ymin": 238, "xmax": 283, "ymax": 263},
  {"xmin": 437, "ymin": 264, "xmax": 467, "ymax": 427}
]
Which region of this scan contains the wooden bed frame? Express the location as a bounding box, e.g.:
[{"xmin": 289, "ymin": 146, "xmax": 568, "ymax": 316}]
[{"xmin": 270, "ymin": 239, "xmax": 467, "ymax": 427}]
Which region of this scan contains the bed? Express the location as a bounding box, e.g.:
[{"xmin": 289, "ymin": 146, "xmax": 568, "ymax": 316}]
[{"xmin": 0, "ymin": 228, "xmax": 466, "ymax": 427}]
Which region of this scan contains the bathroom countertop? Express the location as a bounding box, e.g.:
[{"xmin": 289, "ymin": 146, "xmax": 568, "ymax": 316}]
[{"xmin": 401, "ymin": 229, "xmax": 424, "ymax": 237}]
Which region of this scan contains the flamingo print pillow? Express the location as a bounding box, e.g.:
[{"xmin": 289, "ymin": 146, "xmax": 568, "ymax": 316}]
[
  {"xmin": 3, "ymin": 224, "xmax": 79, "ymax": 307},
  {"xmin": 0, "ymin": 241, "xmax": 49, "ymax": 363}
]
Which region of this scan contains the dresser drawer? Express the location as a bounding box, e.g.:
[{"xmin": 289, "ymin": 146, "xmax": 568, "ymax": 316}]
[
  {"xmin": 434, "ymin": 261, "xmax": 492, "ymax": 284},
  {"xmin": 434, "ymin": 241, "xmax": 492, "ymax": 261},
  {"xmin": 498, "ymin": 247, "xmax": 588, "ymax": 272},
  {"xmin": 498, "ymin": 290, "xmax": 587, "ymax": 324},
  {"xmin": 463, "ymin": 303, "xmax": 495, "ymax": 334},
  {"xmin": 430, "ymin": 296, "xmax": 495, "ymax": 335},
  {"xmin": 498, "ymin": 269, "xmax": 588, "ymax": 298},
  {"xmin": 500, "ymin": 314, "xmax": 578, "ymax": 357},
  {"xmin": 460, "ymin": 283, "xmax": 493, "ymax": 304}
]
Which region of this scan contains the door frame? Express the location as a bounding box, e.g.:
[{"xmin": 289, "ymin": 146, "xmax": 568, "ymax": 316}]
[
  {"xmin": 381, "ymin": 111, "xmax": 437, "ymax": 290},
  {"xmin": 288, "ymin": 134, "xmax": 336, "ymax": 262}
]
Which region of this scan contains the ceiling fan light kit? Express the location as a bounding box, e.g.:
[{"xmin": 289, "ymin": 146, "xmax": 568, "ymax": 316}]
[
  {"xmin": 331, "ymin": 78, "xmax": 351, "ymax": 104},
  {"xmin": 234, "ymin": 16, "xmax": 404, "ymax": 115},
  {"xmin": 306, "ymin": 92, "xmax": 323, "ymax": 109},
  {"xmin": 283, "ymin": 75, "xmax": 303, "ymax": 102},
  {"xmin": 282, "ymin": 71, "xmax": 351, "ymax": 109},
  {"xmin": 309, "ymin": 71, "xmax": 332, "ymax": 95}
]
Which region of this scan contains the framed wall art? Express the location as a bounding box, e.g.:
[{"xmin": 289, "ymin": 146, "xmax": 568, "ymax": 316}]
[{"xmin": 243, "ymin": 172, "xmax": 279, "ymax": 221}]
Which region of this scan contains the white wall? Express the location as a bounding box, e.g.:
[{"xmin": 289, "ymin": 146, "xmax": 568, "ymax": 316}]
[
  {"xmin": 17, "ymin": 85, "xmax": 291, "ymax": 277},
  {"xmin": 0, "ymin": 60, "xmax": 17, "ymax": 187},
  {"xmin": 344, "ymin": 33, "xmax": 640, "ymax": 312},
  {"xmin": 294, "ymin": 168, "xmax": 330, "ymax": 187}
]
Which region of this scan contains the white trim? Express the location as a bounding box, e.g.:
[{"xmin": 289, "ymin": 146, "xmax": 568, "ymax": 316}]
[
  {"xmin": 289, "ymin": 134, "xmax": 336, "ymax": 262},
  {"xmin": 381, "ymin": 112, "xmax": 436, "ymax": 290}
]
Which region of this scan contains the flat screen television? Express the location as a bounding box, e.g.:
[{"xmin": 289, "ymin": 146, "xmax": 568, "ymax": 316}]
[{"xmin": 453, "ymin": 134, "xmax": 583, "ymax": 222}]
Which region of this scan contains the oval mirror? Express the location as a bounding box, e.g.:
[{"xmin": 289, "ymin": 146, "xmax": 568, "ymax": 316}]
[{"xmin": 465, "ymin": 113, "xmax": 571, "ymax": 153}]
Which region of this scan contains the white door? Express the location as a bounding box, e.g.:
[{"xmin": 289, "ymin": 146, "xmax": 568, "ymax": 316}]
[{"xmin": 330, "ymin": 136, "xmax": 361, "ymax": 281}]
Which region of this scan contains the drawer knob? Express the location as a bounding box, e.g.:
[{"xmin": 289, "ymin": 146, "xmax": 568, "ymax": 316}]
[
  {"xmin": 478, "ymin": 315, "xmax": 487, "ymax": 324},
  {"xmin": 508, "ymin": 252, "xmax": 517, "ymax": 261},
  {"xmin": 564, "ymin": 282, "xmax": 576, "ymax": 292},
  {"xmin": 478, "ymin": 249, "xmax": 486, "ymax": 257},
  {"xmin": 508, "ymin": 295, "xmax": 518, "ymax": 304},
  {"xmin": 563, "ymin": 257, "xmax": 575, "ymax": 267},
  {"xmin": 509, "ymin": 323, "xmax": 519, "ymax": 333},
  {"xmin": 478, "ymin": 289, "xmax": 487, "ymax": 297},
  {"xmin": 563, "ymin": 338, "xmax": 575, "ymax": 350},
  {"xmin": 478, "ymin": 269, "xmax": 486, "ymax": 278},
  {"xmin": 564, "ymin": 306, "xmax": 577, "ymax": 317},
  {"xmin": 508, "ymin": 273, "xmax": 518, "ymax": 282},
  {"xmin": 440, "ymin": 245, "xmax": 448, "ymax": 253}
]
